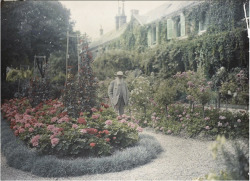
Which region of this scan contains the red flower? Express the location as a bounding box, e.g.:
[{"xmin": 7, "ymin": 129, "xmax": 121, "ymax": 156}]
[
  {"xmin": 106, "ymin": 138, "xmax": 110, "ymax": 142},
  {"xmin": 103, "ymin": 130, "xmax": 109, "ymax": 135},
  {"xmin": 113, "ymin": 137, "xmax": 116, "ymax": 140},
  {"xmin": 87, "ymin": 128, "xmax": 98, "ymax": 134},
  {"xmin": 90, "ymin": 142, "xmax": 96, "ymax": 147},
  {"xmin": 78, "ymin": 117, "xmax": 87, "ymax": 125}
]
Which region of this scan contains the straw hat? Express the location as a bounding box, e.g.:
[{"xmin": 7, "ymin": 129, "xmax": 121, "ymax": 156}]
[{"xmin": 116, "ymin": 71, "xmax": 123, "ymax": 76}]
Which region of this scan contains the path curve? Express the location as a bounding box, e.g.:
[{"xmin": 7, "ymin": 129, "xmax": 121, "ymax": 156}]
[{"xmin": 1, "ymin": 129, "xmax": 233, "ymax": 180}]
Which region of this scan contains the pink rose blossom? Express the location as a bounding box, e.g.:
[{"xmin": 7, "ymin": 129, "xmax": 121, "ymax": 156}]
[
  {"xmin": 205, "ymin": 126, "xmax": 210, "ymax": 130},
  {"xmin": 167, "ymin": 130, "xmax": 172, "ymax": 134},
  {"xmin": 237, "ymin": 119, "xmax": 241, "ymax": 123},
  {"xmin": 219, "ymin": 116, "xmax": 226, "ymax": 120},
  {"xmin": 92, "ymin": 114, "xmax": 100, "ymax": 119},
  {"xmin": 80, "ymin": 129, "xmax": 87, "ymax": 134},
  {"xmin": 218, "ymin": 122, "xmax": 223, "ymax": 127},
  {"xmin": 105, "ymin": 120, "xmax": 112, "ymax": 125},
  {"xmin": 204, "ymin": 117, "xmax": 210, "ymax": 121}
]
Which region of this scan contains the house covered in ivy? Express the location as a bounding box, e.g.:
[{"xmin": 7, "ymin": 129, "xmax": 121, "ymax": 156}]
[{"xmin": 90, "ymin": 0, "xmax": 248, "ymax": 79}]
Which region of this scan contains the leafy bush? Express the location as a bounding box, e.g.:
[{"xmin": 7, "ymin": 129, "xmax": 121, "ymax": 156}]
[{"xmin": 1, "ymin": 98, "xmax": 143, "ymax": 157}]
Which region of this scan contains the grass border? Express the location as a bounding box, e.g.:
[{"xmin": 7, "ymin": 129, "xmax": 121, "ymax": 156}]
[{"xmin": 1, "ymin": 118, "xmax": 163, "ymax": 178}]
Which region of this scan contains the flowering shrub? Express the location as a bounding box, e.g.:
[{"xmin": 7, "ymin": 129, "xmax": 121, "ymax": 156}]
[
  {"xmin": 129, "ymin": 76, "xmax": 152, "ymax": 118},
  {"xmin": 145, "ymin": 103, "xmax": 248, "ymax": 139},
  {"xmin": 1, "ymin": 98, "xmax": 142, "ymax": 157}
]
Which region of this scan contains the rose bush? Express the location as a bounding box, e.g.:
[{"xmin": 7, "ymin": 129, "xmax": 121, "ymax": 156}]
[
  {"xmin": 144, "ymin": 103, "xmax": 248, "ymax": 139},
  {"xmin": 1, "ymin": 98, "xmax": 142, "ymax": 157}
]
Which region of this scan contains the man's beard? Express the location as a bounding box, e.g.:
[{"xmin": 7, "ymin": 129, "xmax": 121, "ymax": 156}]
[{"xmin": 116, "ymin": 77, "xmax": 123, "ymax": 84}]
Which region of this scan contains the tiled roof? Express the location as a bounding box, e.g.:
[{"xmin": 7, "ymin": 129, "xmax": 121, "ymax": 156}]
[
  {"xmin": 89, "ymin": 23, "xmax": 128, "ymax": 49},
  {"xmin": 133, "ymin": 1, "xmax": 201, "ymax": 25}
]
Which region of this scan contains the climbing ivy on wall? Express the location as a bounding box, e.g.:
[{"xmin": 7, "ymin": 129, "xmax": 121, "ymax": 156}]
[{"xmin": 94, "ymin": 0, "xmax": 248, "ymax": 80}]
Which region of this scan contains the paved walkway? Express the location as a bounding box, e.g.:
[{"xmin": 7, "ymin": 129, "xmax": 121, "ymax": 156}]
[{"xmin": 1, "ymin": 130, "xmax": 235, "ymax": 180}]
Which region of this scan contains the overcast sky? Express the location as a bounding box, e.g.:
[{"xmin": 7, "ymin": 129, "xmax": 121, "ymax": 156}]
[{"xmin": 60, "ymin": 1, "xmax": 166, "ymax": 40}]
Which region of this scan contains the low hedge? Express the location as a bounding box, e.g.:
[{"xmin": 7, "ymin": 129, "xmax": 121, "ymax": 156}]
[{"xmin": 1, "ymin": 118, "xmax": 163, "ymax": 177}]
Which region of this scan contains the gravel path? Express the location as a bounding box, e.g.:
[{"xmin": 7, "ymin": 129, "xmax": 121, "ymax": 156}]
[{"xmin": 1, "ymin": 129, "xmax": 235, "ymax": 180}]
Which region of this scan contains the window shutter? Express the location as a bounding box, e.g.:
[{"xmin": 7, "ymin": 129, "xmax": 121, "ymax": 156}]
[
  {"xmin": 167, "ymin": 19, "xmax": 173, "ymax": 39},
  {"xmin": 180, "ymin": 13, "xmax": 185, "ymax": 36}
]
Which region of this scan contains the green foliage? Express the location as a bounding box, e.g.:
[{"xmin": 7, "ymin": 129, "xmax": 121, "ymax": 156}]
[
  {"xmin": 195, "ymin": 135, "xmax": 249, "ymax": 180},
  {"xmin": 6, "ymin": 69, "xmax": 32, "ymax": 82},
  {"xmin": 93, "ymin": 50, "xmax": 137, "ymax": 80},
  {"xmin": 1, "ymin": 1, "xmax": 74, "ymax": 81},
  {"xmin": 154, "ymin": 78, "xmax": 177, "ymax": 116}
]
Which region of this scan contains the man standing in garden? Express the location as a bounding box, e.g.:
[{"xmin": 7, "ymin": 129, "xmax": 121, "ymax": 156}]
[{"xmin": 108, "ymin": 71, "xmax": 129, "ymax": 115}]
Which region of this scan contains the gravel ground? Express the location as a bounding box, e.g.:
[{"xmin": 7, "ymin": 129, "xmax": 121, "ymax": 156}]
[{"xmin": 1, "ymin": 129, "xmax": 238, "ymax": 180}]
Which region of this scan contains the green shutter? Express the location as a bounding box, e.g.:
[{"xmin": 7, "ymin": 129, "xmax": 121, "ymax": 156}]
[
  {"xmin": 167, "ymin": 19, "xmax": 173, "ymax": 39},
  {"xmin": 180, "ymin": 14, "xmax": 185, "ymax": 36}
]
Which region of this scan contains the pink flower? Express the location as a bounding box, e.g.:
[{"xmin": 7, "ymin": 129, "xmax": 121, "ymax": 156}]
[
  {"xmin": 205, "ymin": 126, "xmax": 210, "ymax": 130},
  {"xmin": 113, "ymin": 137, "xmax": 116, "ymax": 140},
  {"xmin": 204, "ymin": 117, "xmax": 210, "ymax": 121},
  {"xmin": 72, "ymin": 124, "xmax": 78, "ymax": 129},
  {"xmin": 237, "ymin": 119, "xmax": 241, "ymax": 123},
  {"xmin": 167, "ymin": 130, "xmax": 172, "ymax": 134},
  {"xmin": 47, "ymin": 125, "xmax": 55, "ymax": 131},
  {"xmin": 92, "ymin": 114, "xmax": 100, "ymax": 119},
  {"xmin": 58, "ymin": 115, "xmax": 70, "ymax": 123},
  {"xmin": 51, "ymin": 138, "xmax": 59, "ymax": 147},
  {"xmin": 80, "ymin": 129, "xmax": 87, "ymax": 134},
  {"xmin": 91, "ymin": 108, "xmax": 98, "ymax": 112},
  {"xmin": 105, "ymin": 138, "xmax": 110, "ymax": 142},
  {"xmin": 30, "ymin": 135, "xmax": 40, "ymax": 147},
  {"xmin": 160, "ymin": 127, "xmax": 164, "ymax": 131},
  {"xmin": 117, "ymin": 116, "xmax": 122, "ymax": 120},
  {"xmin": 50, "ymin": 117, "xmax": 58, "ymax": 123},
  {"xmin": 29, "ymin": 128, "xmax": 34, "ymax": 132},
  {"xmin": 105, "ymin": 120, "xmax": 112, "ymax": 125},
  {"xmin": 137, "ymin": 127, "xmax": 143, "ymax": 132},
  {"xmin": 144, "ymin": 121, "xmax": 147, "ymax": 124},
  {"xmin": 18, "ymin": 128, "xmax": 25, "ymax": 134},
  {"xmin": 218, "ymin": 122, "xmax": 223, "ymax": 127},
  {"xmin": 219, "ymin": 116, "xmax": 226, "ymax": 120},
  {"xmin": 180, "ymin": 118, "xmax": 183, "ymax": 121},
  {"xmin": 25, "ymin": 123, "xmax": 31, "ymax": 128},
  {"xmin": 119, "ymin": 119, "xmax": 127, "ymax": 123},
  {"xmin": 182, "ymin": 124, "xmax": 185, "ymax": 127},
  {"xmin": 77, "ymin": 117, "xmax": 87, "ymax": 125}
]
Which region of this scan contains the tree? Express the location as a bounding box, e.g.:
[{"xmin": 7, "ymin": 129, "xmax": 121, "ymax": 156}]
[{"xmin": 1, "ymin": 1, "xmax": 74, "ymax": 81}]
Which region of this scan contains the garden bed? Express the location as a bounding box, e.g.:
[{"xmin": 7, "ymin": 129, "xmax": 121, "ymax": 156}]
[{"xmin": 1, "ymin": 118, "xmax": 163, "ymax": 177}]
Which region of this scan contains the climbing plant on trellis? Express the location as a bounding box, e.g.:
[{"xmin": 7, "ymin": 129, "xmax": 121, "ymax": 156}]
[{"xmin": 62, "ymin": 34, "xmax": 97, "ymax": 117}]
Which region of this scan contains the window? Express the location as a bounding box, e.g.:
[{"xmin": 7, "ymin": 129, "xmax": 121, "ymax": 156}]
[
  {"xmin": 175, "ymin": 16, "xmax": 181, "ymax": 37},
  {"xmin": 152, "ymin": 26, "xmax": 156, "ymax": 44},
  {"xmin": 167, "ymin": 19, "xmax": 173, "ymax": 39},
  {"xmin": 180, "ymin": 13, "xmax": 185, "ymax": 36},
  {"xmin": 199, "ymin": 13, "xmax": 208, "ymax": 33}
]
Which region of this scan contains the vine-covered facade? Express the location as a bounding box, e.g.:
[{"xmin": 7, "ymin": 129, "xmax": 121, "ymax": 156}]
[{"xmin": 91, "ymin": 0, "xmax": 249, "ymax": 79}]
